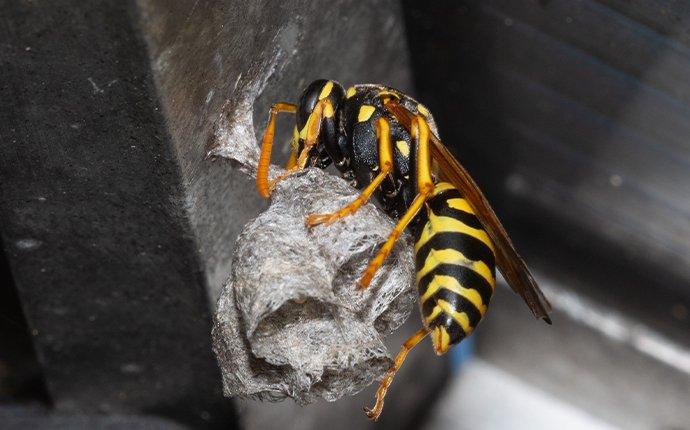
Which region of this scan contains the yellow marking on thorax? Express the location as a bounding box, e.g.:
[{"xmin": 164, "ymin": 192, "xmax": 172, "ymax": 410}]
[
  {"xmin": 417, "ymin": 103, "xmax": 430, "ymax": 116},
  {"xmin": 318, "ymin": 81, "xmax": 334, "ymax": 100},
  {"xmin": 416, "ymin": 248, "xmax": 495, "ymax": 287},
  {"xmin": 420, "ymin": 275, "xmax": 487, "ymax": 314},
  {"xmin": 415, "ymin": 209, "xmax": 495, "ymax": 253},
  {"xmin": 378, "ymin": 90, "xmax": 401, "ymax": 105},
  {"xmin": 358, "ymin": 105, "xmax": 376, "ymax": 122},
  {"xmin": 447, "ymin": 198, "xmax": 474, "ymax": 213},
  {"xmin": 432, "ymin": 182, "xmax": 456, "ymax": 196},
  {"xmin": 396, "ymin": 140, "xmax": 410, "ymax": 157},
  {"xmin": 378, "ymin": 90, "xmax": 401, "ymax": 100},
  {"xmin": 346, "ymin": 86, "xmax": 357, "ymax": 98}
]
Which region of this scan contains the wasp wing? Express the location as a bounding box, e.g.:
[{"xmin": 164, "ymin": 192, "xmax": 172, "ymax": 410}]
[
  {"xmin": 386, "ymin": 101, "xmax": 552, "ymax": 323},
  {"xmin": 428, "ymin": 134, "xmax": 552, "ymax": 323}
]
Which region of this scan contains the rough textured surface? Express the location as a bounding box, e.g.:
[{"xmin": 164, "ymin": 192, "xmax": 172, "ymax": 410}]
[
  {"xmin": 205, "ymin": 22, "xmax": 420, "ymax": 397},
  {"xmin": 0, "ymin": 405, "xmax": 190, "ymax": 430},
  {"xmin": 138, "ymin": 0, "xmax": 422, "ymax": 410},
  {"xmin": 207, "ymin": 57, "xmax": 417, "ymax": 402},
  {"xmin": 138, "ymin": 0, "xmax": 415, "ymax": 302},
  {"xmin": 211, "ymin": 167, "xmax": 416, "ymax": 403},
  {"xmin": 0, "ymin": 1, "xmax": 236, "ymax": 427}
]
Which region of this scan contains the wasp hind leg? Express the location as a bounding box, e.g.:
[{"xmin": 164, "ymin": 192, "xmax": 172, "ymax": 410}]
[
  {"xmin": 364, "ymin": 328, "xmax": 430, "ymax": 421},
  {"xmin": 306, "ymin": 117, "xmax": 394, "ymax": 227},
  {"xmin": 357, "ymin": 114, "xmax": 435, "ymax": 289}
]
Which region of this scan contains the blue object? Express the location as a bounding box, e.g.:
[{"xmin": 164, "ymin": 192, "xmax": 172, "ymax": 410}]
[{"xmin": 449, "ymin": 336, "xmax": 475, "ymax": 371}]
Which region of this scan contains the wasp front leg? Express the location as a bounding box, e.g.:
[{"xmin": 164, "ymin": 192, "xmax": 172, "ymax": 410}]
[
  {"xmin": 358, "ymin": 114, "xmax": 435, "ymax": 289},
  {"xmin": 256, "ymin": 102, "xmax": 297, "ymax": 198},
  {"xmin": 306, "ymin": 117, "xmax": 394, "ymax": 227},
  {"xmin": 257, "ymin": 100, "xmax": 331, "ymax": 197}
]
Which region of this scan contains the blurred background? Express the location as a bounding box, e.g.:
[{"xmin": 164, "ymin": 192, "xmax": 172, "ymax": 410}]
[{"xmin": 1, "ymin": 0, "xmax": 688, "ymax": 429}]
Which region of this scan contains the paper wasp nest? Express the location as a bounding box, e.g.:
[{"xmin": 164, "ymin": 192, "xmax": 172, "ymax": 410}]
[{"xmin": 209, "ymin": 100, "xmax": 416, "ymax": 404}]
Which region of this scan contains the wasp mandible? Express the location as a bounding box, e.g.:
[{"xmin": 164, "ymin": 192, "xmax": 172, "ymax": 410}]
[{"xmin": 256, "ymin": 79, "xmax": 552, "ymax": 421}]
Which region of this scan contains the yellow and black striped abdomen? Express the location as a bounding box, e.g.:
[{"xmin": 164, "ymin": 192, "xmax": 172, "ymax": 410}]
[{"xmin": 413, "ymin": 182, "xmax": 496, "ymax": 355}]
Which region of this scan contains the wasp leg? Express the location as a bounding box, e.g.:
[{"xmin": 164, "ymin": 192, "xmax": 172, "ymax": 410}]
[
  {"xmin": 258, "ymin": 99, "xmax": 332, "ymax": 197},
  {"xmin": 358, "ymin": 114, "xmax": 434, "ymax": 289},
  {"xmin": 306, "ymin": 117, "xmax": 393, "ymax": 227},
  {"xmin": 285, "ymin": 137, "xmax": 299, "ymax": 170},
  {"xmin": 364, "ymin": 328, "xmax": 430, "ymax": 421},
  {"xmin": 257, "ymin": 102, "xmax": 298, "ymax": 198},
  {"xmin": 294, "ymin": 99, "xmax": 331, "ymax": 170}
]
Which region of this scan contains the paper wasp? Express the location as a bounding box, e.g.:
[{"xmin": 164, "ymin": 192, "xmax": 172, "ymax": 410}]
[{"xmin": 256, "ymin": 79, "xmax": 552, "ymax": 421}]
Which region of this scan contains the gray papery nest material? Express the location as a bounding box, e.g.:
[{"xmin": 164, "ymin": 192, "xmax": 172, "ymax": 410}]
[{"xmin": 209, "ymin": 99, "xmax": 416, "ymax": 404}]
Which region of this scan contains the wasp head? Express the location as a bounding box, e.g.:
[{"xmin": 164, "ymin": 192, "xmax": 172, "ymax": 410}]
[{"xmin": 295, "ymin": 79, "xmax": 345, "ymax": 169}]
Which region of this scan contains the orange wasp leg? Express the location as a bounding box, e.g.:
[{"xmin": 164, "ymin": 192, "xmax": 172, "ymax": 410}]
[
  {"xmin": 364, "ymin": 328, "xmax": 430, "ymax": 421},
  {"xmin": 306, "ymin": 117, "xmax": 394, "ymax": 227},
  {"xmin": 257, "ymin": 100, "xmax": 332, "ymax": 197},
  {"xmin": 256, "ymin": 102, "xmax": 297, "ymax": 198},
  {"xmin": 358, "ymin": 114, "xmax": 435, "ymax": 289}
]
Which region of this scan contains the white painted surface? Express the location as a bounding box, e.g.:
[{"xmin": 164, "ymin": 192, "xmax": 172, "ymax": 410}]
[{"xmin": 425, "ymin": 360, "xmax": 620, "ymax": 430}]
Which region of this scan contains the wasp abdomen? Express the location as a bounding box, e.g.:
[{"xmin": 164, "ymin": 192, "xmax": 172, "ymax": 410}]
[{"xmin": 413, "ymin": 182, "xmax": 496, "ymax": 354}]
